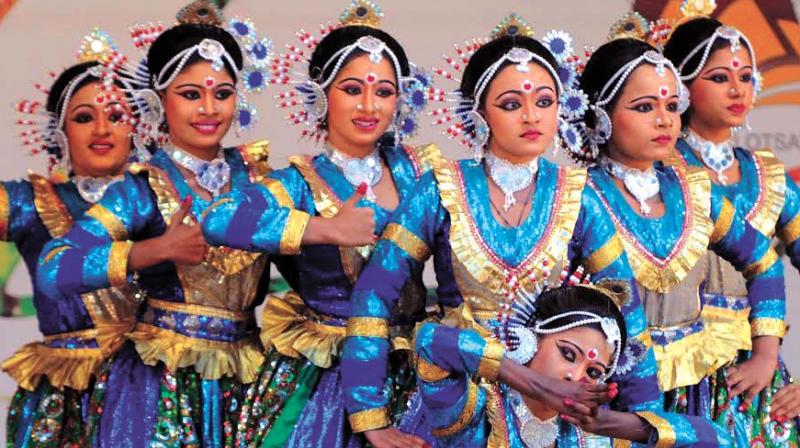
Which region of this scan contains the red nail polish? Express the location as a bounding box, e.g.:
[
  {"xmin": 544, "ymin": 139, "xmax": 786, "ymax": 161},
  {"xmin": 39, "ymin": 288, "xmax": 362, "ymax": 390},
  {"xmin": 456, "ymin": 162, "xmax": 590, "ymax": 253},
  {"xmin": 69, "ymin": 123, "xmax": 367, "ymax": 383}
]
[
  {"xmin": 738, "ymin": 405, "xmax": 747, "ymax": 412},
  {"xmin": 564, "ymin": 398, "xmax": 574, "ymax": 406},
  {"xmin": 609, "ymin": 389, "xmax": 618, "ymax": 399},
  {"xmin": 357, "ymin": 183, "xmax": 368, "ymax": 195}
]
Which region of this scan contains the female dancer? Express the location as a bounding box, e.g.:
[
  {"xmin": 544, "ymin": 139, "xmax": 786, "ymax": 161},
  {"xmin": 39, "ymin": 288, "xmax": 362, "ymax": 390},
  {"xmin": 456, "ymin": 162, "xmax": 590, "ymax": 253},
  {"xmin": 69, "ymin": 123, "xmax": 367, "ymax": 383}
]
[
  {"xmin": 663, "ymin": 5, "xmax": 799, "ymax": 444},
  {"xmin": 336, "ymin": 16, "xmax": 696, "ymax": 447},
  {"xmin": 416, "ymin": 278, "xmax": 732, "ymax": 446},
  {"xmin": 36, "ymin": 3, "xmax": 274, "ymax": 445},
  {"xmin": 201, "ymin": 2, "xmax": 436, "ymax": 446},
  {"xmin": 573, "ymin": 30, "xmax": 786, "ymax": 445},
  {"xmin": 0, "ymin": 29, "xmax": 150, "ymax": 446}
]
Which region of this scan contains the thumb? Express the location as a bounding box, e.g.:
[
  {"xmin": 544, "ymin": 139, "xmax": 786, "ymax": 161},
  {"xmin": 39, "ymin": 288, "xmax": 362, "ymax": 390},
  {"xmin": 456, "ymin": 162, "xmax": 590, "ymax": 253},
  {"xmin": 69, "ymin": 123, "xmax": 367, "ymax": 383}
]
[
  {"xmin": 169, "ymin": 196, "xmax": 194, "ymax": 228},
  {"xmin": 342, "ymin": 182, "xmax": 367, "ymax": 209}
]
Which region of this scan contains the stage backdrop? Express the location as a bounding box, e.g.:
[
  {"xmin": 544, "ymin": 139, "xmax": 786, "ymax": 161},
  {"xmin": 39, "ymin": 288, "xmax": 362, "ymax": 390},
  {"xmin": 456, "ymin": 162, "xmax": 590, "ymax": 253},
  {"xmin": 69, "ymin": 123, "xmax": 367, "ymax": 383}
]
[{"xmin": 0, "ymin": 0, "xmax": 798, "ymax": 439}]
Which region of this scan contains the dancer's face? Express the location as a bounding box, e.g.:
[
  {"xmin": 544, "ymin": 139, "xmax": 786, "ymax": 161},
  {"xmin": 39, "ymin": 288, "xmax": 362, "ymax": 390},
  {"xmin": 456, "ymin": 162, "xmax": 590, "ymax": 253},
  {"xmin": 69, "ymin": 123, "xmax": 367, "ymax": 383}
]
[
  {"xmin": 483, "ymin": 62, "xmax": 558, "ymax": 163},
  {"xmin": 608, "ymin": 65, "xmax": 681, "ymax": 165},
  {"xmin": 687, "ymin": 45, "xmax": 754, "ymax": 131},
  {"xmin": 326, "ymin": 54, "xmax": 398, "ymax": 152},
  {"xmin": 528, "ymin": 326, "xmax": 614, "ymax": 384},
  {"xmin": 162, "ymin": 61, "xmax": 236, "ymax": 155},
  {"xmin": 64, "ymin": 81, "xmax": 133, "ymax": 177}
]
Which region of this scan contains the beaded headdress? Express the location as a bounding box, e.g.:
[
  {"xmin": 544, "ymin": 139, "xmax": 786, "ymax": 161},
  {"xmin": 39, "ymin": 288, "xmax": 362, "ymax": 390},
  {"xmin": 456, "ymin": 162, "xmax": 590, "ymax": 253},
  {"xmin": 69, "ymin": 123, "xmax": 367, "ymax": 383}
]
[
  {"xmin": 575, "ymin": 12, "xmax": 690, "ymax": 163},
  {"xmin": 103, "ymin": 0, "xmax": 272, "ymax": 148},
  {"xmin": 428, "ymin": 13, "xmax": 589, "ymax": 161},
  {"xmin": 489, "ymin": 263, "xmax": 628, "ymax": 382},
  {"xmin": 14, "ymin": 28, "xmax": 145, "ymax": 179},
  {"xmin": 672, "ymin": 0, "xmax": 761, "ymax": 96},
  {"xmin": 270, "ymin": 0, "xmax": 430, "ymax": 145}
]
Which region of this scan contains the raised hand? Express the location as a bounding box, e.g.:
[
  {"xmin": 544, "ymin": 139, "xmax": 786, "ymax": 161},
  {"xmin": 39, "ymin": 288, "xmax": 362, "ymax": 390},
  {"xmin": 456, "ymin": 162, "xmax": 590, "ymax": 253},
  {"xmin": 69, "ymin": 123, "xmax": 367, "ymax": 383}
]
[{"xmin": 160, "ymin": 196, "xmax": 206, "ymax": 265}]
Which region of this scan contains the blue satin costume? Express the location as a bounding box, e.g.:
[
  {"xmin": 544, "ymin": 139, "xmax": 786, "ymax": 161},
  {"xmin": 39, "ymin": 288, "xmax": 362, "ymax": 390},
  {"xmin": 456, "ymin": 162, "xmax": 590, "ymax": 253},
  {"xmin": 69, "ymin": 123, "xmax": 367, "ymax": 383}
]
[
  {"xmin": 201, "ymin": 141, "xmax": 440, "ymax": 447},
  {"xmin": 1, "ymin": 174, "xmax": 139, "ymax": 447},
  {"xmin": 672, "ymin": 139, "xmax": 799, "ymax": 446},
  {"xmin": 36, "ymin": 142, "xmax": 271, "ymax": 447},
  {"xmin": 338, "ymin": 156, "xmax": 731, "ymax": 446}
]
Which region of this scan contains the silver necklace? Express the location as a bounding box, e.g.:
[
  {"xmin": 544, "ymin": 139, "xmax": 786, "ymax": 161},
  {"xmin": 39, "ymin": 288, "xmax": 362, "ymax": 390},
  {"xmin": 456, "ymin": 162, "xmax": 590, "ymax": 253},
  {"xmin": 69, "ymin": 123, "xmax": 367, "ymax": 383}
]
[
  {"xmin": 508, "ymin": 389, "xmax": 558, "ymax": 448},
  {"xmin": 324, "ymin": 143, "xmax": 383, "ymax": 201},
  {"xmin": 167, "ymin": 145, "xmax": 230, "ymax": 197},
  {"xmin": 604, "ymin": 158, "xmax": 660, "ymax": 216},
  {"xmin": 684, "ymin": 129, "xmax": 735, "ymax": 185},
  {"xmin": 486, "ymin": 152, "xmax": 539, "ymax": 211},
  {"xmin": 72, "ymin": 175, "xmax": 124, "ymax": 204}
]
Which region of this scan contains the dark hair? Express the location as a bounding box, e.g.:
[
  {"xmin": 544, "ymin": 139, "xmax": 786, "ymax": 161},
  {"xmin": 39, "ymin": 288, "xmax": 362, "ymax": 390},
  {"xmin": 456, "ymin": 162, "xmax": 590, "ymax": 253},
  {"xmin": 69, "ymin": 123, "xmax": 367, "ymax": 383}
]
[
  {"xmin": 578, "ymin": 38, "xmax": 656, "ymax": 160},
  {"xmin": 309, "ymin": 25, "xmax": 410, "ymax": 83},
  {"xmin": 46, "ymin": 61, "xmax": 102, "ymax": 116},
  {"xmin": 147, "ymin": 23, "xmax": 243, "ymax": 88},
  {"xmin": 460, "ymin": 34, "xmax": 559, "ymax": 110},
  {"xmin": 664, "ymin": 17, "xmax": 751, "ymax": 125},
  {"xmin": 529, "ymin": 285, "xmax": 628, "ymax": 356}
]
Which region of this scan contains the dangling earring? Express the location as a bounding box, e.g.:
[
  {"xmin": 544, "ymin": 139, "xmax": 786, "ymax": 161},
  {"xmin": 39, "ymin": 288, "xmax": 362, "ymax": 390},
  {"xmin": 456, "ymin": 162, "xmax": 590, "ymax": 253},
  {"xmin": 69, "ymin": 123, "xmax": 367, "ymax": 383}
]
[
  {"xmin": 468, "ymin": 110, "xmax": 490, "ymax": 162},
  {"xmin": 732, "ymin": 116, "xmax": 751, "ymax": 134}
]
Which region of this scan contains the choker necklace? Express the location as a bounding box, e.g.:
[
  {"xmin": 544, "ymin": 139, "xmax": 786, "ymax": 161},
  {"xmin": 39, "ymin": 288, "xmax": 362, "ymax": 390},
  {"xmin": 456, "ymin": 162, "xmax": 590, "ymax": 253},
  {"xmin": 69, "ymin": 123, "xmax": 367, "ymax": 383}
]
[
  {"xmin": 604, "ymin": 158, "xmax": 660, "ymax": 216},
  {"xmin": 486, "ymin": 152, "xmax": 539, "ymax": 211},
  {"xmin": 508, "ymin": 389, "xmax": 558, "ymax": 448},
  {"xmin": 72, "ymin": 175, "xmax": 123, "ymax": 204},
  {"xmin": 324, "ymin": 144, "xmax": 383, "ymax": 201},
  {"xmin": 684, "ymin": 129, "xmax": 735, "ymax": 185},
  {"xmin": 167, "ymin": 145, "xmax": 230, "ymax": 197}
]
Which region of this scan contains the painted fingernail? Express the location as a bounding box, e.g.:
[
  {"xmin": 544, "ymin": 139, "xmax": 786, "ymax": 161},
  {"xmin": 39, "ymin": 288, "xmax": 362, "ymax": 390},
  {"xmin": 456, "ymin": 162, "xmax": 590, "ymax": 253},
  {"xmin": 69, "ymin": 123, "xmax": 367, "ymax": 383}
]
[
  {"xmin": 357, "ymin": 182, "xmax": 368, "ymax": 195},
  {"xmin": 609, "ymin": 389, "xmax": 618, "ymax": 398},
  {"xmin": 564, "ymin": 398, "xmax": 574, "ymax": 406},
  {"xmin": 739, "ymin": 405, "xmax": 747, "ymax": 412}
]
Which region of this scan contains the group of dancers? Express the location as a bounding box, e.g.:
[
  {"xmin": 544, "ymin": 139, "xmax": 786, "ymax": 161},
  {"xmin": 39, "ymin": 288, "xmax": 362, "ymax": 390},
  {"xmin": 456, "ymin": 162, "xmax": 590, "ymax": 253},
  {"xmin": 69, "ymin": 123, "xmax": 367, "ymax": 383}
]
[{"xmin": 2, "ymin": 0, "xmax": 800, "ymax": 446}]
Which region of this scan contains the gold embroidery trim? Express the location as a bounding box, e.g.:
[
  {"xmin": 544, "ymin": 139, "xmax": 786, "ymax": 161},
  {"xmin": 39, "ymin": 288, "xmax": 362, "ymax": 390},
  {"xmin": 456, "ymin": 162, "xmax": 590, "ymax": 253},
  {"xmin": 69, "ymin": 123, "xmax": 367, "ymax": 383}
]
[
  {"xmin": 431, "ymin": 380, "xmax": 480, "ymax": 437},
  {"xmin": 129, "ymin": 323, "xmax": 263, "ymax": 382},
  {"xmin": 86, "ymin": 205, "xmax": 128, "ymax": 240},
  {"xmin": 433, "ymin": 159, "xmax": 586, "ymax": 307},
  {"xmin": 583, "ymin": 234, "xmax": 624, "ymax": 274},
  {"xmin": 778, "ymin": 213, "xmax": 800, "ymax": 245},
  {"xmin": 30, "ymin": 173, "xmax": 73, "ymax": 238},
  {"xmin": 264, "ymin": 178, "xmax": 294, "ymax": 207},
  {"xmin": 751, "ymin": 318, "xmax": 787, "ymax": 338},
  {"xmin": 280, "ymin": 209, "xmax": 309, "ymax": 255},
  {"xmin": 348, "ymin": 407, "xmax": 391, "ymax": 433},
  {"xmin": 346, "ymin": 317, "xmax": 389, "ymax": 338},
  {"xmin": 147, "ymin": 298, "xmax": 253, "ymax": 321},
  {"xmin": 743, "ymin": 248, "xmax": 778, "ymax": 279},
  {"xmin": 416, "ymin": 357, "xmax": 450, "ymax": 382},
  {"xmin": 635, "ymin": 411, "xmax": 676, "ymax": 448},
  {"xmin": 406, "ymin": 143, "xmax": 443, "ymax": 178},
  {"xmin": 0, "ymin": 183, "xmax": 9, "ymax": 240},
  {"xmin": 592, "ymin": 166, "xmax": 713, "ymax": 293},
  {"xmin": 382, "ymin": 223, "xmax": 431, "ymax": 262},
  {"xmin": 747, "ymin": 148, "xmax": 785, "ymax": 236},
  {"xmin": 476, "ymin": 338, "xmax": 506, "ymax": 382},
  {"xmin": 654, "ymin": 305, "xmax": 751, "ymax": 390},
  {"xmin": 290, "ymin": 155, "xmax": 341, "ymax": 218},
  {"xmin": 710, "ymin": 198, "xmax": 735, "ymax": 244},
  {"xmin": 108, "ymin": 241, "xmax": 132, "ymax": 287},
  {"xmin": 238, "ymin": 140, "xmax": 271, "ymax": 184}
]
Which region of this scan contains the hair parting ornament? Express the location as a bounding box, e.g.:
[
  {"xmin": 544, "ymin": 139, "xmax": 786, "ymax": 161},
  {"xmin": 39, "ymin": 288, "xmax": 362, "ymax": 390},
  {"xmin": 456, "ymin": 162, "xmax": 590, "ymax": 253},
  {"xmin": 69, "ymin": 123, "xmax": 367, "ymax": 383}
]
[
  {"xmin": 428, "ymin": 13, "xmax": 590, "ymax": 162},
  {"xmin": 102, "ymin": 0, "xmax": 272, "ymax": 148},
  {"xmin": 489, "ymin": 262, "xmax": 626, "ymax": 382},
  {"xmin": 14, "ymin": 28, "xmax": 146, "ymax": 179},
  {"xmin": 271, "ymin": 0, "xmax": 431, "ymax": 145}
]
